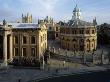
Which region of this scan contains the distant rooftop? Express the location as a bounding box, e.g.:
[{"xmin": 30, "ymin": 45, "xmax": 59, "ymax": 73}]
[{"xmin": 10, "ymin": 23, "xmax": 39, "ymax": 29}]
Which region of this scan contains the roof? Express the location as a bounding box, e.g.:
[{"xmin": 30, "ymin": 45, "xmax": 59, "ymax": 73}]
[
  {"xmin": 67, "ymin": 19, "xmax": 94, "ymax": 28},
  {"xmin": 10, "ymin": 23, "xmax": 39, "ymax": 29}
]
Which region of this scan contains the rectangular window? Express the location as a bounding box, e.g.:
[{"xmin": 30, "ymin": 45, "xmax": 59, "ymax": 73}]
[
  {"xmin": 87, "ymin": 44, "xmax": 89, "ymax": 48},
  {"xmin": 23, "ymin": 36, "xmax": 27, "ymax": 44},
  {"xmin": 80, "ymin": 30, "xmax": 84, "ymax": 34},
  {"xmin": 49, "ymin": 27, "xmax": 52, "ymax": 30},
  {"xmin": 14, "ymin": 36, "xmax": 18, "ymax": 44},
  {"xmin": 41, "ymin": 36, "xmax": 42, "ymax": 42},
  {"xmin": 92, "ymin": 30, "xmax": 95, "ymax": 34},
  {"xmin": 73, "ymin": 44, "xmax": 75, "ymax": 48},
  {"xmin": 22, "ymin": 48, "xmax": 26, "ymax": 56},
  {"xmin": 43, "ymin": 34, "xmax": 45, "ymax": 41},
  {"xmin": 45, "ymin": 43, "xmax": 46, "ymax": 49},
  {"xmin": 56, "ymin": 27, "xmax": 58, "ymax": 31},
  {"xmin": 45, "ymin": 34, "xmax": 46, "ymax": 40},
  {"xmin": 31, "ymin": 48, "xmax": 36, "ymax": 57},
  {"xmin": 15, "ymin": 48, "xmax": 19, "ymax": 56},
  {"xmin": 86, "ymin": 30, "xmax": 90, "ymax": 34},
  {"xmin": 56, "ymin": 33, "xmax": 58, "ymax": 37},
  {"xmin": 73, "ymin": 30, "xmax": 76, "ymax": 34},
  {"xmin": 31, "ymin": 36, "xmax": 36, "ymax": 44}
]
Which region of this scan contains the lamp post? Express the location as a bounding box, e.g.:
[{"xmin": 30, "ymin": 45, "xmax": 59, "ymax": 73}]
[
  {"xmin": 101, "ymin": 50, "xmax": 104, "ymax": 65},
  {"xmin": 83, "ymin": 51, "xmax": 86, "ymax": 64},
  {"xmin": 40, "ymin": 56, "xmax": 45, "ymax": 70}
]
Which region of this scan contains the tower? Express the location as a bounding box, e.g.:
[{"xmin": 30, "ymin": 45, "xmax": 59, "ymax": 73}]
[
  {"xmin": 22, "ymin": 13, "xmax": 32, "ymax": 23},
  {"xmin": 93, "ymin": 17, "xmax": 97, "ymax": 25},
  {"xmin": 72, "ymin": 4, "xmax": 81, "ymax": 20}
]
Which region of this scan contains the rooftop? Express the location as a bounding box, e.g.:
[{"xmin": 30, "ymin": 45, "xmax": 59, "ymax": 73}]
[{"xmin": 10, "ymin": 23, "xmax": 39, "ymax": 29}]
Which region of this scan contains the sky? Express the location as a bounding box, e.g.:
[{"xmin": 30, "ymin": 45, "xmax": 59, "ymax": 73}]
[{"xmin": 0, "ymin": 0, "xmax": 110, "ymax": 24}]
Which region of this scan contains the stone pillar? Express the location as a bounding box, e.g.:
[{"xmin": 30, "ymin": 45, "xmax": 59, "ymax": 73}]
[
  {"xmin": 3, "ymin": 33, "xmax": 7, "ymax": 66},
  {"xmin": 9, "ymin": 35, "xmax": 13, "ymax": 62}
]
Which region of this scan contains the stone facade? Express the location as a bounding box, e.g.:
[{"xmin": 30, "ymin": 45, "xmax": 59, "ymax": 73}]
[
  {"xmin": 0, "ymin": 20, "xmax": 47, "ymax": 66},
  {"xmin": 38, "ymin": 16, "xmax": 60, "ymax": 40},
  {"xmin": 60, "ymin": 5, "xmax": 97, "ymax": 52},
  {"xmin": 60, "ymin": 26, "xmax": 97, "ymax": 51}
]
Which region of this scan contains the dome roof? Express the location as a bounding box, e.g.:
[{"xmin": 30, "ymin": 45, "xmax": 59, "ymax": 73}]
[{"xmin": 68, "ymin": 19, "xmax": 94, "ymax": 27}]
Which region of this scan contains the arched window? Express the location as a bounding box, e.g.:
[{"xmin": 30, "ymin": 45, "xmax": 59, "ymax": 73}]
[
  {"xmin": 92, "ymin": 39, "xmax": 95, "ymax": 41},
  {"xmin": 92, "ymin": 30, "xmax": 95, "ymax": 34},
  {"xmin": 86, "ymin": 39, "xmax": 90, "ymax": 42}
]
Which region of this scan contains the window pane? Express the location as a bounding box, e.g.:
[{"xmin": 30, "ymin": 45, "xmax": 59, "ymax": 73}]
[
  {"xmin": 23, "ymin": 48, "xmax": 26, "ymax": 56},
  {"xmin": 15, "ymin": 48, "xmax": 18, "ymax": 56},
  {"xmin": 31, "ymin": 48, "xmax": 36, "ymax": 57},
  {"xmin": 31, "ymin": 36, "xmax": 35, "ymax": 44},
  {"xmin": 23, "ymin": 36, "xmax": 27, "ymax": 44},
  {"xmin": 15, "ymin": 36, "xmax": 18, "ymax": 44}
]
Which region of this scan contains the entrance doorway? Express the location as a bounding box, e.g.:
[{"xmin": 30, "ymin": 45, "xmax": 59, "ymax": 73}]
[{"xmin": 80, "ymin": 45, "xmax": 84, "ymax": 51}]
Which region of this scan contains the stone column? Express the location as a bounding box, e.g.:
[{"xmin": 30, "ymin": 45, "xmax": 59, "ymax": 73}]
[
  {"xmin": 9, "ymin": 35, "xmax": 13, "ymax": 62},
  {"xmin": 3, "ymin": 32, "xmax": 7, "ymax": 66}
]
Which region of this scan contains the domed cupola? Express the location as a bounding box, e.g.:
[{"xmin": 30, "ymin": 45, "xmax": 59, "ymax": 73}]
[{"xmin": 72, "ymin": 4, "xmax": 81, "ymax": 20}]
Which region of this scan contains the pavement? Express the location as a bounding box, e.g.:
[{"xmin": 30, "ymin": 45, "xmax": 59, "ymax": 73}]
[
  {"xmin": 0, "ymin": 59, "xmax": 109, "ymax": 82},
  {"xmin": 0, "ymin": 41, "xmax": 109, "ymax": 82}
]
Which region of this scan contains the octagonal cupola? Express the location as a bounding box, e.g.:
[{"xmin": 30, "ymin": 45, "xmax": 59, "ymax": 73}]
[{"xmin": 72, "ymin": 4, "xmax": 81, "ymax": 20}]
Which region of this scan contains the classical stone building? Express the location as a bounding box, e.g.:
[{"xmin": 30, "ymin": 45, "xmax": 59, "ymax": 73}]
[
  {"xmin": 38, "ymin": 16, "xmax": 60, "ymax": 40},
  {"xmin": 0, "ymin": 20, "xmax": 47, "ymax": 66},
  {"xmin": 60, "ymin": 5, "xmax": 97, "ymax": 52},
  {"xmin": 22, "ymin": 13, "xmax": 32, "ymax": 23}
]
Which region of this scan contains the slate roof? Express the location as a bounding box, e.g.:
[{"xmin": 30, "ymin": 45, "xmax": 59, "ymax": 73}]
[
  {"xmin": 68, "ymin": 19, "xmax": 94, "ymax": 27},
  {"xmin": 10, "ymin": 23, "xmax": 39, "ymax": 29}
]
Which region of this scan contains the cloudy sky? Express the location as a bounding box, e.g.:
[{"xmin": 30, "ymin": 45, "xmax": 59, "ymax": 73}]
[{"xmin": 0, "ymin": 0, "xmax": 110, "ymax": 24}]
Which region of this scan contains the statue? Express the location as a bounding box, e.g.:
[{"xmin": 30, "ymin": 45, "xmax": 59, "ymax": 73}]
[{"xmin": 3, "ymin": 19, "xmax": 7, "ymax": 25}]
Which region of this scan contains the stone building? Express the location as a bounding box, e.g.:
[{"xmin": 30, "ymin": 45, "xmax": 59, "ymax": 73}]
[
  {"xmin": 22, "ymin": 13, "xmax": 32, "ymax": 23},
  {"xmin": 0, "ymin": 20, "xmax": 47, "ymax": 66},
  {"xmin": 38, "ymin": 16, "xmax": 60, "ymax": 40},
  {"xmin": 60, "ymin": 5, "xmax": 97, "ymax": 52}
]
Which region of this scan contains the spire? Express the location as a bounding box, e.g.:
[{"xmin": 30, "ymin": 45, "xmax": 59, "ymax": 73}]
[
  {"xmin": 72, "ymin": 4, "xmax": 81, "ymax": 20},
  {"xmin": 73, "ymin": 4, "xmax": 80, "ymax": 12},
  {"xmin": 93, "ymin": 17, "xmax": 97, "ymax": 25},
  {"xmin": 22, "ymin": 13, "xmax": 23, "ymax": 17}
]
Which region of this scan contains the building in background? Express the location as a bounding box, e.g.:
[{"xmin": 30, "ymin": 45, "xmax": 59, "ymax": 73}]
[
  {"xmin": 22, "ymin": 13, "xmax": 32, "ymax": 23},
  {"xmin": 60, "ymin": 5, "xmax": 97, "ymax": 52},
  {"xmin": 38, "ymin": 16, "xmax": 60, "ymax": 40}
]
